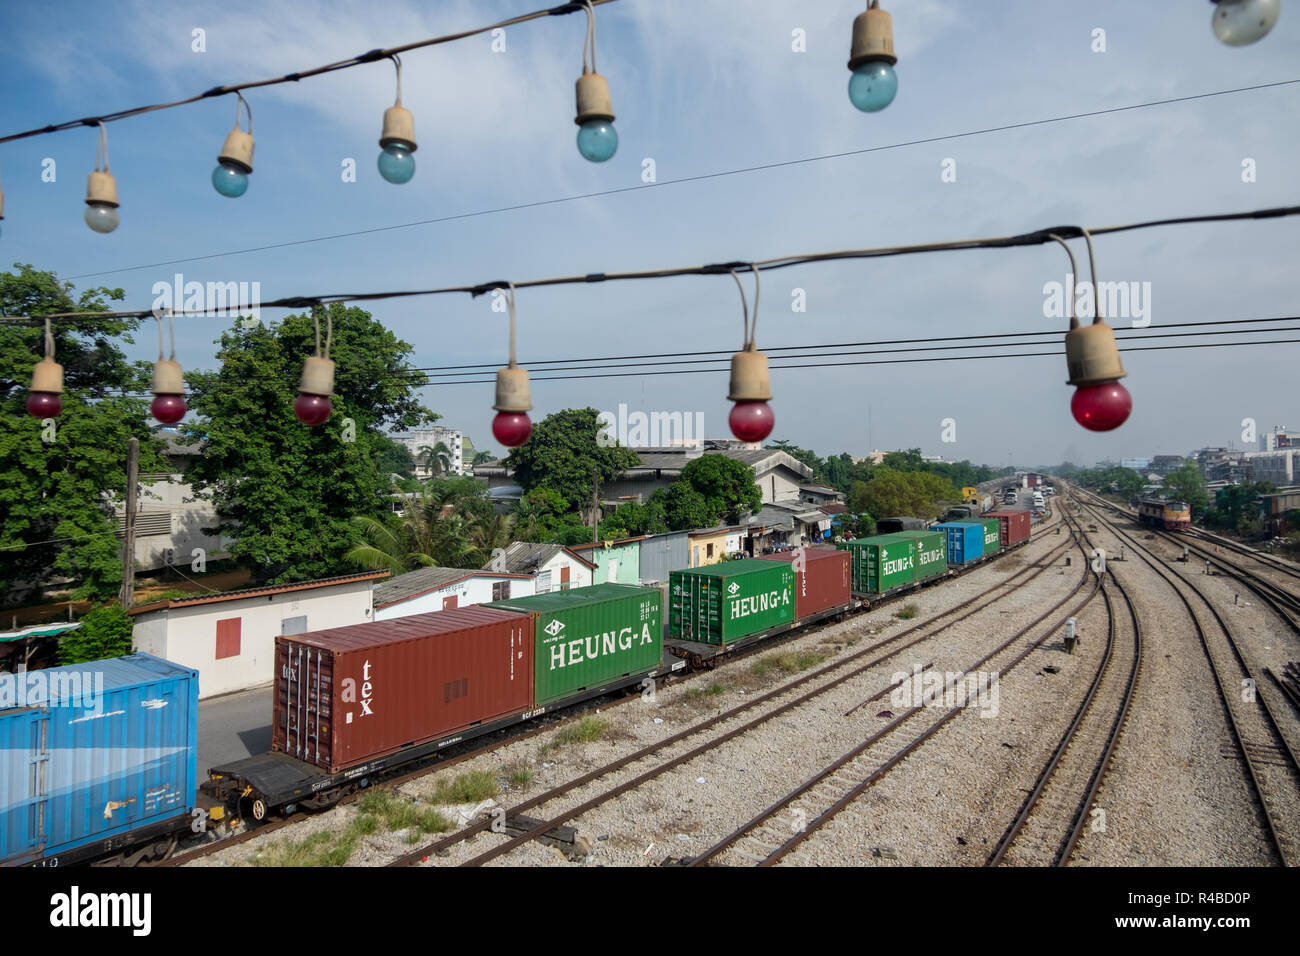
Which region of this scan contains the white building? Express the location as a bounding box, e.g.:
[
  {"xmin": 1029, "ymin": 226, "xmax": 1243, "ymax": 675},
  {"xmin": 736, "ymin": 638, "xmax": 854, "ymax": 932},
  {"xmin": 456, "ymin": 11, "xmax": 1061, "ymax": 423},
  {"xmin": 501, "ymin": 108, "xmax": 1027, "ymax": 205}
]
[
  {"xmin": 113, "ymin": 431, "xmax": 231, "ymax": 575},
  {"xmin": 129, "ymin": 571, "xmax": 388, "ymax": 698},
  {"xmin": 486, "ymin": 543, "xmax": 596, "ymax": 593},
  {"xmin": 373, "ymin": 567, "xmax": 535, "ymax": 620},
  {"xmin": 391, "ymin": 426, "xmax": 465, "ymax": 478}
]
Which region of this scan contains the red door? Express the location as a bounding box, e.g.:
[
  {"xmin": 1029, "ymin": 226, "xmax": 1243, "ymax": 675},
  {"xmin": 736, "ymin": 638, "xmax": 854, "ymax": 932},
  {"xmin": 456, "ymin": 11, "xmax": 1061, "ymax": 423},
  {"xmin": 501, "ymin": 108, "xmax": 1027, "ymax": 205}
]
[
  {"xmin": 442, "ymin": 595, "xmax": 458, "ymax": 610},
  {"xmin": 560, "ymin": 566, "xmax": 570, "ymax": 590}
]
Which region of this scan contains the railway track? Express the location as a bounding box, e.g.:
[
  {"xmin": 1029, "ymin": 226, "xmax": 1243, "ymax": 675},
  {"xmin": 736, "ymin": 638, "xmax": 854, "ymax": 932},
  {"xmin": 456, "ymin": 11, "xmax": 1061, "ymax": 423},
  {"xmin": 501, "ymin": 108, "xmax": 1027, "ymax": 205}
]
[
  {"xmin": 686, "ymin": 508, "xmax": 1094, "ymax": 867},
  {"xmin": 1075, "ymin": 491, "xmax": 1300, "ymax": 867},
  {"xmin": 391, "ymin": 521, "xmax": 1080, "ymax": 866},
  {"xmin": 985, "ymin": 499, "xmax": 1142, "ymax": 867}
]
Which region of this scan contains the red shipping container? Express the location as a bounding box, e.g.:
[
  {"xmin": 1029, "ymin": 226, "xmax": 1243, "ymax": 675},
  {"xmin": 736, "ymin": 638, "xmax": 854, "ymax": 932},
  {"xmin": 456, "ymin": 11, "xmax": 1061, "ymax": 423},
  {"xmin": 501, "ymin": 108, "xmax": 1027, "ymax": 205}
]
[
  {"xmin": 757, "ymin": 547, "xmax": 852, "ymax": 620},
  {"xmin": 983, "ymin": 510, "xmax": 1032, "ymax": 547},
  {"xmin": 273, "ymin": 606, "xmax": 533, "ymax": 773}
]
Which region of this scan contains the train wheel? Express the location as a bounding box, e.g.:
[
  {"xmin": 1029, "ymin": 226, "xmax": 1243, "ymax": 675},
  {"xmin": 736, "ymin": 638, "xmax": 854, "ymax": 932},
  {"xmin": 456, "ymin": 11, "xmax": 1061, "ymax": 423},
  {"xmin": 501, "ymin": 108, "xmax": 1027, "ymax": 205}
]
[{"xmin": 252, "ymin": 798, "xmax": 266, "ymax": 821}]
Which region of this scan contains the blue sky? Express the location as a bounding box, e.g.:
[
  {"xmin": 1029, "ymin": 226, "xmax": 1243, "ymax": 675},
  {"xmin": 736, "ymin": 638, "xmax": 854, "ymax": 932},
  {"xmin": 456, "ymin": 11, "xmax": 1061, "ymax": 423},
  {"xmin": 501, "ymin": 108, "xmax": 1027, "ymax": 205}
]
[{"xmin": 2, "ymin": 0, "xmax": 1297, "ymax": 465}]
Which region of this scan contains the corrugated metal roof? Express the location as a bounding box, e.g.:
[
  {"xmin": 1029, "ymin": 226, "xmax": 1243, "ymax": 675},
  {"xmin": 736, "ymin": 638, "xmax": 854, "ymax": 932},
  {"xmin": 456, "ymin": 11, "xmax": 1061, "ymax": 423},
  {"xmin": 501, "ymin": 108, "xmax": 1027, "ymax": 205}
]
[
  {"xmin": 373, "ymin": 566, "xmax": 529, "ymax": 608},
  {"xmin": 282, "ymin": 605, "xmax": 523, "ymax": 652},
  {"xmin": 0, "ymin": 622, "xmax": 81, "ymax": 643},
  {"xmin": 487, "ymin": 542, "xmax": 598, "ymax": 574},
  {"xmin": 128, "ymin": 570, "xmax": 390, "ymax": 616}
]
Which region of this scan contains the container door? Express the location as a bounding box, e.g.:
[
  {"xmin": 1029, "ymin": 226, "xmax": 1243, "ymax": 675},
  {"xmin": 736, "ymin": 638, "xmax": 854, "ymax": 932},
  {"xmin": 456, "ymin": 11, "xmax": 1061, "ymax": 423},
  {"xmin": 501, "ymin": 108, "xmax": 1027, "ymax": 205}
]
[
  {"xmin": 29, "ymin": 715, "xmax": 50, "ymax": 854},
  {"xmin": 280, "ymin": 645, "xmax": 332, "ymax": 766}
]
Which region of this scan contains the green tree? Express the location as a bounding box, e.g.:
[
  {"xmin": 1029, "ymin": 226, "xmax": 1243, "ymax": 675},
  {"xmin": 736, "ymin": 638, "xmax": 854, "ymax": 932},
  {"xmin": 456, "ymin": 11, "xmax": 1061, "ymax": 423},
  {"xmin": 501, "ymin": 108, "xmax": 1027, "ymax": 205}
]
[
  {"xmin": 375, "ymin": 437, "xmax": 416, "ymax": 479},
  {"xmin": 1161, "ymin": 463, "xmax": 1210, "ymax": 518},
  {"xmin": 505, "ymin": 408, "xmax": 639, "ymax": 511},
  {"xmin": 1, "ymin": 264, "xmax": 168, "ymax": 603},
  {"xmin": 664, "ymin": 482, "xmax": 715, "ymax": 531},
  {"xmin": 58, "ymin": 601, "xmax": 133, "ymax": 664},
  {"xmin": 855, "ymin": 468, "xmax": 958, "ymax": 521},
  {"xmin": 513, "ymin": 488, "xmax": 592, "ymax": 544},
  {"xmin": 1205, "ymin": 481, "xmax": 1272, "ymax": 533},
  {"xmin": 678, "ymin": 455, "xmax": 763, "ymax": 524},
  {"xmin": 184, "ymin": 303, "xmax": 433, "ymax": 584},
  {"xmin": 348, "ymin": 476, "xmax": 509, "ymax": 572}
]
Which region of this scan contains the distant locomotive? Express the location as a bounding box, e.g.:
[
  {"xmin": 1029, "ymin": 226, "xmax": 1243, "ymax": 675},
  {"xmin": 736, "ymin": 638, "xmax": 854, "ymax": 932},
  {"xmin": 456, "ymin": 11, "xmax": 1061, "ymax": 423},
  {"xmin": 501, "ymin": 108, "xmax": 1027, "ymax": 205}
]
[{"xmin": 1137, "ymin": 496, "xmax": 1191, "ymax": 530}]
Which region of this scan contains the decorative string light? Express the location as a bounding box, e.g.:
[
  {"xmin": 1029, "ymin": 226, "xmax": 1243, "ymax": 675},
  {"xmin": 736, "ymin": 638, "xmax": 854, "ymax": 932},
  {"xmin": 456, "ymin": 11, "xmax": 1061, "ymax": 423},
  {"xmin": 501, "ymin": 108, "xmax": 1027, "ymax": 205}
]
[
  {"xmin": 847, "ymin": 0, "xmax": 898, "ymax": 112},
  {"xmin": 27, "ymin": 318, "xmax": 64, "ymax": 418},
  {"xmin": 574, "ymin": 0, "xmax": 617, "ymax": 162},
  {"xmin": 491, "ymin": 283, "xmax": 534, "ymax": 446},
  {"xmin": 0, "ymin": 166, "xmax": 6, "ymax": 237},
  {"xmin": 295, "ymin": 306, "xmax": 335, "ymax": 426},
  {"xmin": 378, "ymin": 55, "xmax": 417, "ymax": 184},
  {"xmin": 84, "ymin": 123, "xmax": 120, "ymax": 234},
  {"xmin": 726, "ymin": 265, "xmax": 775, "ymax": 443},
  {"xmin": 212, "ymin": 93, "xmax": 255, "ymax": 198},
  {"xmin": 1050, "ymin": 231, "xmax": 1132, "ymax": 431},
  {"xmin": 1210, "ymin": 0, "xmax": 1281, "ymax": 45},
  {"xmin": 150, "ymin": 309, "xmax": 187, "ymax": 423}
]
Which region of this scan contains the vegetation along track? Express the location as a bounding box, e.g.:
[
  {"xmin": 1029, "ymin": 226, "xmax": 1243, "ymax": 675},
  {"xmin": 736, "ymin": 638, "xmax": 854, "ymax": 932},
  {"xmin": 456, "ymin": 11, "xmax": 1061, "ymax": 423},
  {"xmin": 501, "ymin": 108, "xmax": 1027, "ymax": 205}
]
[
  {"xmin": 985, "ymin": 498, "xmax": 1142, "ymax": 866},
  {"xmin": 1076, "ymin": 491, "xmax": 1300, "ymax": 867},
  {"xmin": 687, "ymin": 509, "xmax": 1095, "ymax": 866},
  {"xmin": 392, "ymin": 518, "xmax": 1078, "ymax": 866}
]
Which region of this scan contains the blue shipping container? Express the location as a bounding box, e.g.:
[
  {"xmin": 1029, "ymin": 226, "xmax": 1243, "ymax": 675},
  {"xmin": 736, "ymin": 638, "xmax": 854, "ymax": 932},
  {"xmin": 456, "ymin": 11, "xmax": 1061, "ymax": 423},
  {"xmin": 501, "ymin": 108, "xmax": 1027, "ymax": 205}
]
[
  {"xmin": 932, "ymin": 522, "xmax": 986, "ymax": 565},
  {"xmin": 1, "ymin": 653, "xmax": 198, "ymax": 866}
]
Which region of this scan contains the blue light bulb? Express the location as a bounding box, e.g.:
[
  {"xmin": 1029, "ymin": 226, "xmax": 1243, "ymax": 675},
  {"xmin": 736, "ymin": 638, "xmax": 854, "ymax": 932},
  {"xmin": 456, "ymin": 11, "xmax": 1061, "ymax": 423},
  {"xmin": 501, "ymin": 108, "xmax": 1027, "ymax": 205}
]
[
  {"xmin": 848, "ymin": 61, "xmax": 897, "ymax": 112},
  {"xmin": 577, "ymin": 119, "xmax": 618, "ymax": 163},
  {"xmin": 378, "ymin": 141, "xmax": 416, "ymax": 184},
  {"xmin": 212, "ymin": 161, "xmax": 249, "ymax": 198}
]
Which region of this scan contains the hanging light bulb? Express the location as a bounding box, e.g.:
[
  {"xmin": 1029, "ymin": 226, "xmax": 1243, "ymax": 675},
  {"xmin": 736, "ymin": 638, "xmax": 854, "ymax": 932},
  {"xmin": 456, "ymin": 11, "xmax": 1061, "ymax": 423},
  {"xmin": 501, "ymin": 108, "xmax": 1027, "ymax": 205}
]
[
  {"xmin": 27, "ymin": 318, "xmax": 63, "ymax": 418},
  {"xmin": 491, "ymin": 284, "xmax": 533, "ymax": 447},
  {"xmin": 847, "ymin": 0, "xmax": 898, "ymax": 112},
  {"xmin": 84, "ymin": 122, "xmax": 120, "ymax": 234},
  {"xmin": 150, "ymin": 309, "xmax": 187, "ymax": 424},
  {"xmin": 295, "ymin": 307, "xmax": 335, "ymax": 426},
  {"xmin": 574, "ymin": 0, "xmax": 617, "ymax": 162},
  {"xmin": 378, "ymin": 55, "xmax": 417, "ymax": 184},
  {"xmin": 1210, "ymin": 0, "xmax": 1281, "ymax": 45},
  {"xmin": 212, "ymin": 93, "xmax": 255, "ymax": 198},
  {"xmin": 726, "ymin": 266, "xmax": 775, "ymax": 444},
  {"xmin": 1051, "ymin": 232, "xmax": 1132, "ymax": 432}
]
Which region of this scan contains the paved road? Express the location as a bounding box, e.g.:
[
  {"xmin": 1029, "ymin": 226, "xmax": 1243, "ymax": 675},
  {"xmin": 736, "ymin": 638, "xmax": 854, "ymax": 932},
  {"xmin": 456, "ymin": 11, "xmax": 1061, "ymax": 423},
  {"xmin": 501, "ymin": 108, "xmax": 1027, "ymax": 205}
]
[{"xmin": 198, "ymin": 683, "xmax": 273, "ymax": 773}]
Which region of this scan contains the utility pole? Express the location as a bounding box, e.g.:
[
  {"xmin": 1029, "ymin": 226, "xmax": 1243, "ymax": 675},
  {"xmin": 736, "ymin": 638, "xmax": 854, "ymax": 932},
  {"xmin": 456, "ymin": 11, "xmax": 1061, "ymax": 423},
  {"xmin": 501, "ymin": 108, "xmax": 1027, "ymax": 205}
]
[
  {"xmin": 592, "ymin": 464, "xmax": 600, "ymax": 544},
  {"xmin": 120, "ymin": 437, "xmax": 138, "ymax": 608}
]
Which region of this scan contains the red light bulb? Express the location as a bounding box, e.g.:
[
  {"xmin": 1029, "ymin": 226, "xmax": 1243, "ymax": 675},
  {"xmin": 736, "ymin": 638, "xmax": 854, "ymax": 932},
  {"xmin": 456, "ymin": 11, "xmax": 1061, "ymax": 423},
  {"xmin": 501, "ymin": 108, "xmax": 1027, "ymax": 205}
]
[
  {"xmin": 729, "ymin": 401, "xmax": 774, "ymax": 442},
  {"xmin": 151, "ymin": 394, "xmax": 187, "ymax": 424},
  {"xmin": 1071, "ymin": 381, "xmax": 1132, "ymax": 432},
  {"xmin": 27, "ymin": 392, "xmax": 62, "ymax": 418},
  {"xmin": 294, "ymin": 393, "xmax": 332, "ymax": 427},
  {"xmin": 492, "ymin": 412, "xmax": 532, "ymax": 447}
]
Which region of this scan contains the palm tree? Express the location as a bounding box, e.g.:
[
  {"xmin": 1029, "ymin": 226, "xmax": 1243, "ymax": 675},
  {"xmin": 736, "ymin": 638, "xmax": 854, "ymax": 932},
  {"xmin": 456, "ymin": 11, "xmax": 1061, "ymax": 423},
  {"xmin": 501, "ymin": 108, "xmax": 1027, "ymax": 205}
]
[
  {"xmin": 416, "ymin": 441, "xmax": 454, "ymax": 479},
  {"xmin": 470, "ymin": 450, "xmax": 495, "ymax": 467},
  {"xmin": 346, "ymin": 480, "xmax": 513, "ymax": 573}
]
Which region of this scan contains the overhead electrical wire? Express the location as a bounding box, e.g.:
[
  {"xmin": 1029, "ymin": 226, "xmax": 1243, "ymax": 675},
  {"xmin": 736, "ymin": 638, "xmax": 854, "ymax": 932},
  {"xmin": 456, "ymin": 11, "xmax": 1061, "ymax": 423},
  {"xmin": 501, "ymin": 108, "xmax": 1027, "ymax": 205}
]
[
  {"xmin": 0, "ymin": 0, "xmax": 622, "ymax": 147},
  {"xmin": 6, "ymin": 204, "xmax": 1297, "ymax": 326},
  {"xmin": 52, "ymin": 77, "xmax": 1300, "ymax": 281}
]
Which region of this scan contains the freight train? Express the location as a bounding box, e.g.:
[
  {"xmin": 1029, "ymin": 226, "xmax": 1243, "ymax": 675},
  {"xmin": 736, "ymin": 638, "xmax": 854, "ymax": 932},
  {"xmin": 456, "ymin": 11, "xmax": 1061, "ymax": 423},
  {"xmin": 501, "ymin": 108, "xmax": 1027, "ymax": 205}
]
[
  {"xmin": 3, "ymin": 510, "xmax": 1038, "ymax": 866},
  {"xmin": 1136, "ymin": 496, "xmax": 1192, "ymax": 531}
]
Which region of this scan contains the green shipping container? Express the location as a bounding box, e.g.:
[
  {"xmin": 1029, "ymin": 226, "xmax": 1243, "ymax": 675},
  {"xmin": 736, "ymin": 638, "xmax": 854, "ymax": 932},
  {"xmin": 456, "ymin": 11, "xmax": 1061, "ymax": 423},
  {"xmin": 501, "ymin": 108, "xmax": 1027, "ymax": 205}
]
[
  {"xmin": 979, "ymin": 518, "xmax": 1002, "ymax": 555},
  {"xmin": 838, "ymin": 535, "xmax": 916, "ymax": 594},
  {"xmin": 669, "ymin": 559, "xmax": 796, "ymax": 645},
  {"xmin": 486, "ymin": 583, "xmax": 662, "ymax": 706},
  {"xmin": 892, "ymin": 530, "xmax": 949, "ymax": 581}
]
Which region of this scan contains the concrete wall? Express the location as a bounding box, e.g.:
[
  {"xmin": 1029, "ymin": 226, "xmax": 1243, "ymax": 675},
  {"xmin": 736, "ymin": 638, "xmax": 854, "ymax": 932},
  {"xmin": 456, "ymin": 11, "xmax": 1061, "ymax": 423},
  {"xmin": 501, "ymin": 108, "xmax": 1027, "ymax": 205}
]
[
  {"xmin": 131, "ymin": 579, "xmax": 375, "ymax": 699},
  {"xmin": 374, "ymin": 575, "xmax": 536, "ymax": 621},
  {"xmin": 687, "ymin": 530, "xmax": 728, "ymax": 567},
  {"xmin": 574, "ymin": 542, "xmax": 641, "ymax": 584}
]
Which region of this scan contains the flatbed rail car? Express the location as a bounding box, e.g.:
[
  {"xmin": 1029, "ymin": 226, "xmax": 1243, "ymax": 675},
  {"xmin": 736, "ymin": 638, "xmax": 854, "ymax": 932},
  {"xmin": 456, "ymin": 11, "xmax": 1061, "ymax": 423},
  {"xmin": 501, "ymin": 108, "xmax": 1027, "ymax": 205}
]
[
  {"xmin": 207, "ymin": 587, "xmax": 683, "ymax": 820},
  {"xmin": 1136, "ymin": 496, "xmax": 1191, "ymax": 531}
]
